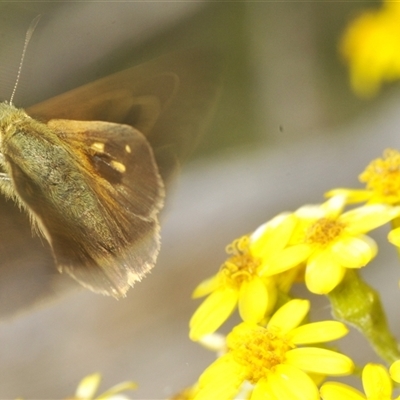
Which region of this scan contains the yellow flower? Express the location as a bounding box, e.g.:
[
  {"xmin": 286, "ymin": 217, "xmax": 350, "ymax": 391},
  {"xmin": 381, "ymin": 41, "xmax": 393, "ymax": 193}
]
[
  {"xmin": 190, "ymin": 214, "xmax": 301, "ymax": 341},
  {"xmin": 340, "ymin": 2, "xmax": 400, "ymax": 97},
  {"xmin": 321, "ymin": 363, "xmax": 400, "ymax": 400},
  {"xmin": 194, "ymin": 299, "xmax": 353, "ymax": 400},
  {"xmin": 277, "ymin": 195, "xmax": 398, "ymax": 294},
  {"xmin": 327, "ymin": 149, "xmax": 400, "ymax": 205},
  {"xmin": 71, "ymin": 373, "xmax": 137, "ymax": 400}
]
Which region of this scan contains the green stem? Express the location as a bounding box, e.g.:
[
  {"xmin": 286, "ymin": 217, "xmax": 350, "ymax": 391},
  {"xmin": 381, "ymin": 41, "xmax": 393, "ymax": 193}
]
[{"xmin": 328, "ymin": 269, "xmax": 400, "ymax": 364}]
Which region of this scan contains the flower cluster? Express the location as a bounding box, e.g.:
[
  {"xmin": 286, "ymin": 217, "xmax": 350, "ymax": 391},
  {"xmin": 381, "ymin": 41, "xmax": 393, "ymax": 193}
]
[
  {"xmin": 188, "ymin": 148, "xmax": 400, "ymax": 399},
  {"xmin": 190, "ymin": 154, "xmax": 400, "ymax": 341}
]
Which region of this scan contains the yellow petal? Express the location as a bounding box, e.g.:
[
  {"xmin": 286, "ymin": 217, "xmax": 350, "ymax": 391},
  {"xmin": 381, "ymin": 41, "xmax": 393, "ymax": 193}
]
[
  {"xmin": 320, "ymin": 381, "xmax": 365, "ymax": 400},
  {"xmin": 286, "ymin": 347, "xmax": 354, "ymax": 375},
  {"xmin": 75, "ymin": 373, "xmax": 101, "ymax": 399},
  {"xmin": 199, "ymin": 354, "xmax": 241, "ymax": 384},
  {"xmin": 388, "ymin": 227, "xmax": 400, "ymax": 247},
  {"xmin": 251, "ymin": 379, "xmax": 277, "ymax": 400},
  {"xmin": 390, "ymin": 360, "xmax": 400, "ymax": 383},
  {"xmin": 268, "ymin": 364, "xmax": 319, "ymax": 400},
  {"xmin": 296, "ymin": 205, "xmax": 328, "ymax": 220},
  {"xmin": 192, "ymin": 275, "xmax": 220, "ymax": 298},
  {"xmin": 363, "ymin": 363, "xmax": 392, "ymax": 398},
  {"xmin": 341, "ymin": 204, "xmax": 400, "ymax": 234},
  {"xmin": 97, "ymin": 381, "xmax": 137, "ymax": 400},
  {"xmin": 305, "ymin": 251, "xmax": 345, "ymax": 294},
  {"xmin": 267, "ymin": 299, "xmax": 310, "ymax": 334},
  {"xmin": 239, "ymin": 276, "xmax": 269, "ymax": 323},
  {"xmin": 325, "ymin": 188, "xmax": 373, "ymax": 204},
  {"xmin": 251, "ymin": 214, "xmax": 297, "ymax": 258},
  {"xmin": 261, "ymin": 244, "xmax": 311, "ymax": 276},
  {"xmin": 196, "ymin": 354, "xmax": 244, "ymax": 400},
  {"xmin": 189, "ymin": 288, "xmax": 238, "ymax": 341},
  {"xmin": 290, "ymin": 321, "xmax": 349, "ymax": 345},
  {"xmin": 331, "ymin": 236, "xmax": 376, "ymax": 268},
  {"xmin": 198, "ymin": 333, "xmax": 226, "ymax": 352},
  {"xmin": 321, "ymin": 195, "xmax": 347, "ymax": 218}
]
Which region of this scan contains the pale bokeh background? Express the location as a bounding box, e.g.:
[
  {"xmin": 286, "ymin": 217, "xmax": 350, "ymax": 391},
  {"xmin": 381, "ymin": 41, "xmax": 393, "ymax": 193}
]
[{"xmin": 0, "ymin": 2, "xmax": 399, "ymax": 398}]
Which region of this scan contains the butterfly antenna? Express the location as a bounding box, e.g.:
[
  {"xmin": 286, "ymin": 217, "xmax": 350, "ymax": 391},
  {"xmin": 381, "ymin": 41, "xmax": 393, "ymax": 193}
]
[{"xmin": 9, "ymin": 15, "xmax": 41, "ymax": 104}]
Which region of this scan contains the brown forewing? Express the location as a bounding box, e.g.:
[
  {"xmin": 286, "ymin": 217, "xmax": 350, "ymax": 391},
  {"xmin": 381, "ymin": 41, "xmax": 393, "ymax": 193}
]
[{"xmin": 44, "ymin": 119, "xmax": 164, "ymax": 297}]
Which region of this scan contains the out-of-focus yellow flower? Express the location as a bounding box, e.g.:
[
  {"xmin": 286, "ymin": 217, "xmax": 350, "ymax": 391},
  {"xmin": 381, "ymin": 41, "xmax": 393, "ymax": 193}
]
[
  {"xmin": 320, "ymin": 363, "xmax": 400, "ymax": 400},
  {"xmin": 194, "ymin": 299, "xmax": 353, "ymax": 400},
  {"xmin": 71, "ymin": 373, "xmax": 137, "ymax": 400},
  {"xmin": 190, "ymin": 214, "xmax": 303, "ymax": 341},
  {"xmin": 327, "ymin": 149, "xmax": 400, "ymax": 205},
  {"xmin": 340, "ymin": 2, "xmax": 400, "ymax": 97},
  {"xmin": 267, "ymin": 195, "xmax": 398, "ymax": 294}
]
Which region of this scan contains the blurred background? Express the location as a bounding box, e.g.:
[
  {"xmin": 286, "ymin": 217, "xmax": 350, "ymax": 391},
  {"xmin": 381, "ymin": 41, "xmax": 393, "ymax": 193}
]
[{"xmin": 0, "ymin": 1, "xmax": 399, "ymax": 398}]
